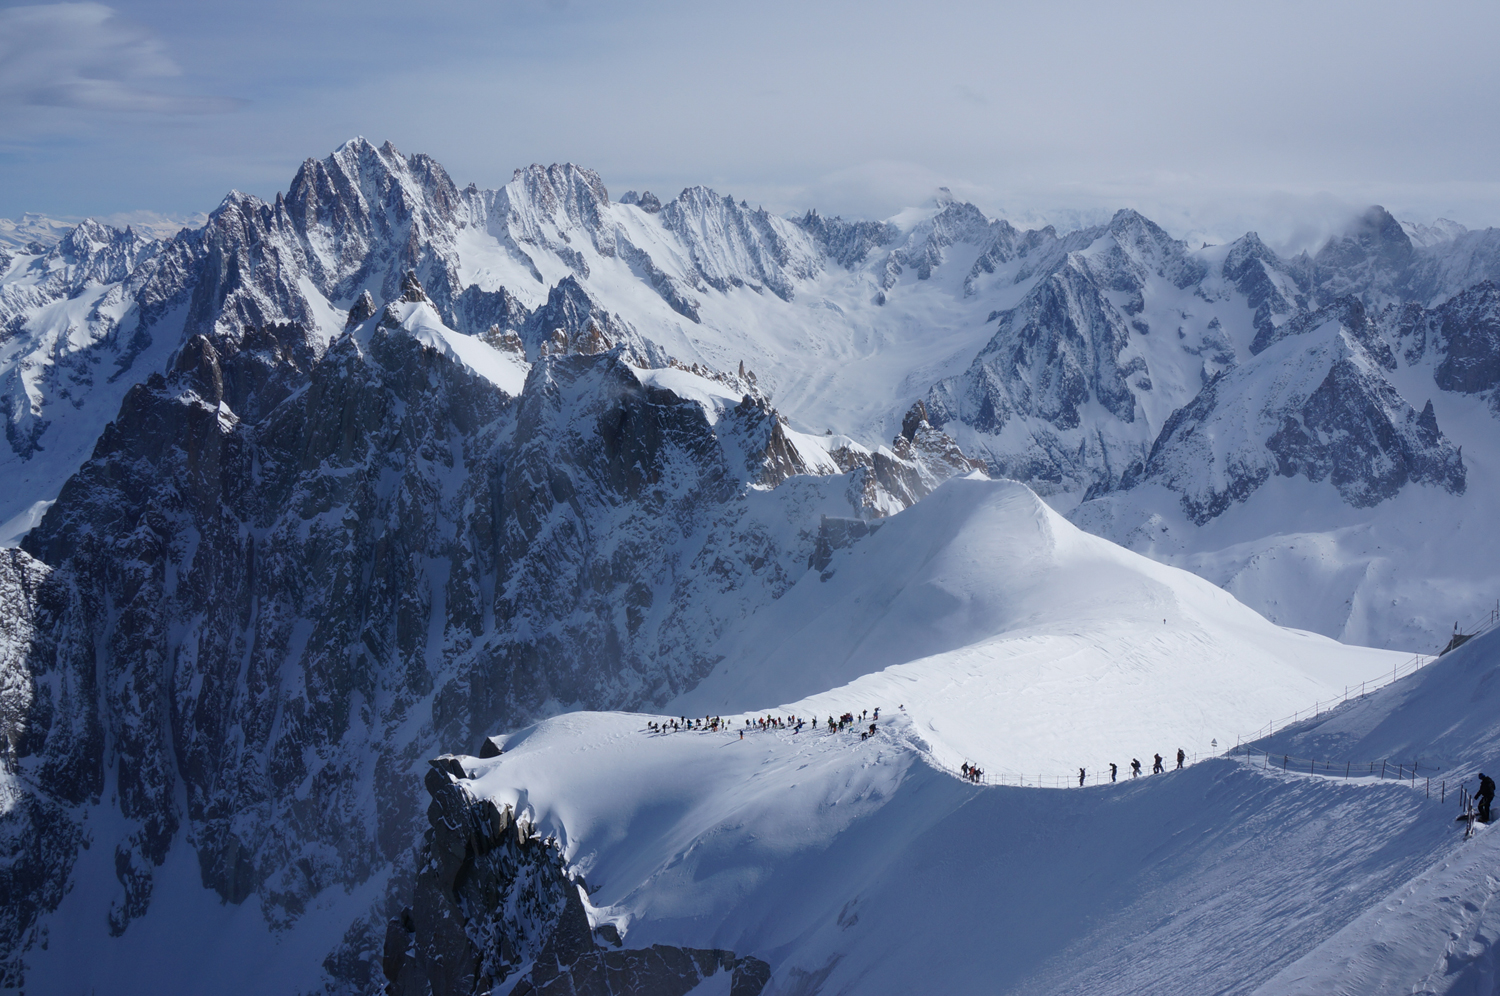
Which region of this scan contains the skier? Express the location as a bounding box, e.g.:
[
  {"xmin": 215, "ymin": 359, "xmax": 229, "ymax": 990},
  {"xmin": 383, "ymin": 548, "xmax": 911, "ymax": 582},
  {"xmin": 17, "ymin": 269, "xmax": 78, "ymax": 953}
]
[
  {"xmin": 1078, "ymin": 767, "xmax": 1086, "ymax": 787},
  {"xmin": 1153, "ymin": 753, "xmax": 1164, "ymax": 774},
  {"xmin": 1176, "ymin": 748, "xmax": 1186, "ymax": 770},
  {"xmin": 1110, "ymin": 762, "xmax": 1118, "ymax": 783},
  {"xmin": 1478, "ymin": 772, "xmax": 1496, "ymax": 823},
  {"xmin": 1131, "ymin": 758, "xmax": 1141, "ymax": 778}
]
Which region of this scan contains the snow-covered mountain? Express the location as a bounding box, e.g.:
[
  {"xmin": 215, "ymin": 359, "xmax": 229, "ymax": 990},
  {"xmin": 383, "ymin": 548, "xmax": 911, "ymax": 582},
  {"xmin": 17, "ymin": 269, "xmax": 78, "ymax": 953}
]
[
  {"xmin": 7, "ymin": 138, "xmax": 1500, "ymax": 993},
  {"xmin": 354, "ymin": 620, "xmax": 1499, "ymax": 996}
]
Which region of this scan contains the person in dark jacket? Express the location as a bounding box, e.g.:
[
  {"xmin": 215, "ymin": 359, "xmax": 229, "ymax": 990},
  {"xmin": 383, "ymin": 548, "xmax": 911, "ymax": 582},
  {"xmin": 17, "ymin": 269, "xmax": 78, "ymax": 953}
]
[
  {"xmin": 1176, "ymin": 748, "xmax": 1186, "ymax": 769},
  {"xmin": 1478, "ymin": 772, "xmax": 1496, "ymax": 823},
  {"xmin": 1152, "ymin": 753, "xmax": 1164, "ymax": 774},
  {"xmin": 1131, "ymin": 758, "xmax": 1141, "ymax": 778},
  {"xmin": 1078, "ymin": 767, "xmax": 1086, "ymax": 787},
  {"xmin": 1110, "ymin": 762, "xmax": 1118, "ymax": 782}
]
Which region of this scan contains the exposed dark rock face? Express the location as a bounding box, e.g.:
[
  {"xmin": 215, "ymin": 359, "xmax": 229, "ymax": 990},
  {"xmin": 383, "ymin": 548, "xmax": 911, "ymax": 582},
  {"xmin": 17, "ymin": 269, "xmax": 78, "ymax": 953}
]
[
  {"xmin": 809, "ymin": 516, "xmax": 884, "ymax": 577},
  {"xmin": 13, "ymin": 138, "xmax": 1500, "ymax": 993},
  {"xmin": 1221, "ymin": 232, "xmax": 1307, "ymax": 343},
  {"xmin": 0, "ymin": 548, "xmax": 98, "ymax": 985},
  {"xmin": 830, "ymin": 403, "xmax": 986, "ymax": 515},
  {"xmin": 348, "ymin": 290, "xmax": 378, "ymax": 327},
  {"xmin": 918, "ymin": 206, "xmax": 1492, "ymax": 521},
  {"xmin": 925, "ymin": 258, "xmax": 1143, "ymax": 493},
  {"xmin": 1392, "ymin": 281, "xmax": 1500, "ymax": 403},
  {"xmin": 383, "ymin": 753, "xmax": 771, "ymax": 996},
  {"xmin": 522, "ymin": 277, "xmax": 660, "ymax": 363},
  {"xmin": 618, "ymin": 190, "xmax": 663, "ymax": 214},
  {"xmin": 878, "ymin": 197, "xmax": 996, "ymax": 288},
  {"xmin": 1309, "ymin": 206, "xmax": 1416, "ymax": 306},
  {"xmin": 794, "ymin": 210, "xmax": 898, "ymax": 270},
  {"xmin": 1250, "ymin": 296, "xmax": 1395, "ymax": 370},
  {"xmin": 660, "ymin": 187, "xmax": 816, "ymax": 302}
]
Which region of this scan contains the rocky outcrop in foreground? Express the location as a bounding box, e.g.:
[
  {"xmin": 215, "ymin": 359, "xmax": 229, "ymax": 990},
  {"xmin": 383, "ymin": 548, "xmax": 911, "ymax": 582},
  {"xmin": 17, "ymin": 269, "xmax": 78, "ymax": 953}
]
[{"xmin": 384, "ymin": 753, "xmax": 770, "ymax": 996}]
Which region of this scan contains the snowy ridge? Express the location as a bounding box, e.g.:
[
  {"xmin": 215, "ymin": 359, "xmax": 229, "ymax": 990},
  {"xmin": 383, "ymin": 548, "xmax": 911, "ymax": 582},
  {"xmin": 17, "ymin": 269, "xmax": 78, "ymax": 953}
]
[
  {"xmin": 674, "ymin": 477, "xmax": 1405, "ymax": 777},
  {"xmin": 360, "ymin": 604, "xmax": 1500, "ymax": 996}
]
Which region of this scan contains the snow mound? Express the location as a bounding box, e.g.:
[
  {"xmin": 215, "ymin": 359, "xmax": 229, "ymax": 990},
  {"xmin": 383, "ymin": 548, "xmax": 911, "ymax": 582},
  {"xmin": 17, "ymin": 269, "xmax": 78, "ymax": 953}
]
[{"xmin": 677, "ymin": 476, "xmax": 1408, "ymax": 776}]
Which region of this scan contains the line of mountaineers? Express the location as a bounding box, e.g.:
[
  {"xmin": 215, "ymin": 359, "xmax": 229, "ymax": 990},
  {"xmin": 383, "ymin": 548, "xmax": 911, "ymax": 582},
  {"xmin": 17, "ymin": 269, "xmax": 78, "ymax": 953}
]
[
  {"xmin": 646, "ymin": 708, "xmax": 883, "ymax": 742},
  {"xmin": 642, "ymin": 715, "xmax": 1497, "ymax": 818},
  {"xmin": 644, "ymin": 710, "xmax": 1190, "ymax": 783}
]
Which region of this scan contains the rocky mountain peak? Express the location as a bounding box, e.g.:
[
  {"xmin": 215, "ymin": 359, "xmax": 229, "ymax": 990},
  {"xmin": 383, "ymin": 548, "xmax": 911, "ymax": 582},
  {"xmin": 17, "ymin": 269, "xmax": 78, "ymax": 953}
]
[
  {"xmin": 346, "ymin": 289, "xmax": 376, "ymax": 327},
  {"xmin": 1099, "ymin": 207, "xmax": 1205, "ymax": 290},
  {"xmin": 795, "ymin": 209, "xmax": 898, "ymax": 270},
  {"xmin": 659, "ymin": 186, "xmax": 819, "ymax": 302},
  {"xmin": 619, "ymin": 189, "xmax": 663, "ymax": 213},
  {"xmin": 400, "ymin": 270, "xmax": 428, "ymax": 303},
  {"xmin": 503, "ymin": 162, "xmax": 612, "ymax": 238},
  {"xmin": 1311, "ymin": 206, "xmax": 1417, "ymax": 305},
  {"xmin": 1323, "ymin": 205, "xmax": 1414, "ymax": 264}
]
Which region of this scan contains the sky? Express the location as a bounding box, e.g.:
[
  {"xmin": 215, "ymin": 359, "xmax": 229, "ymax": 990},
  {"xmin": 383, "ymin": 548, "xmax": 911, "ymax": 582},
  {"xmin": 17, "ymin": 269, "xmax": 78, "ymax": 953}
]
[{"xmin": 2, "ymin": 0, "xmax": 1499, "ymax": 250}]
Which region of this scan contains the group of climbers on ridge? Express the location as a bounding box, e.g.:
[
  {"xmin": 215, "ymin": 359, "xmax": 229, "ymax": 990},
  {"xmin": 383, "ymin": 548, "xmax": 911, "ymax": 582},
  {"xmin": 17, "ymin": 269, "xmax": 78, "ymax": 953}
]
[{"xmin": 645, "ymin": 707, "xmax": 884, "ymax": 742}]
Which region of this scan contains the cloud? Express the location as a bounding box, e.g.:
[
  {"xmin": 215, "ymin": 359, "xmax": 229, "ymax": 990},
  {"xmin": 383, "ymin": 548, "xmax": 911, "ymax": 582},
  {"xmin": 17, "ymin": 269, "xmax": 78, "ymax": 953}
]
[{"xmin": 0, "ymin": 3, "xmax": 237, "ymax": 113}]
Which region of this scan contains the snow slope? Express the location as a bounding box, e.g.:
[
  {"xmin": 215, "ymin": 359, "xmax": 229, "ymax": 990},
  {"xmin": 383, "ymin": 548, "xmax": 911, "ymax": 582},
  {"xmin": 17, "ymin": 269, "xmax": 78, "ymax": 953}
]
[
  {"xmin": 676, "ymin": 476, "xmax": 1408, "ymax": 778},
  {"xmin": 1244, "ymin": 626, "xmax": 1500, "ymax": 995},
  {"xmin": 407, "ymin": 611, "xmax": 1500, "ymax": 996}
]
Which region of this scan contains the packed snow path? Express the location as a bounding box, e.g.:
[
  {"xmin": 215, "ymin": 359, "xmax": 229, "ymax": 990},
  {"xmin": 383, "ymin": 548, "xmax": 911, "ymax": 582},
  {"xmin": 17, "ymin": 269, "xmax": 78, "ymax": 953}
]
[{"xmin": 458, "ymin": 661, "xmax": 1495, "ymax": 996}]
